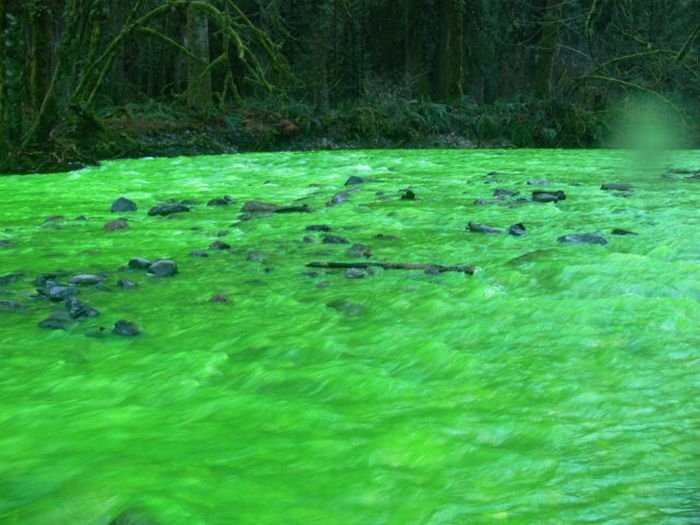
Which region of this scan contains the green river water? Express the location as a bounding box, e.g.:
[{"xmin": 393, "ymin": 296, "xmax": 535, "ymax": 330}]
[{"xmin": 0, "ymin": 149, "xmax": 698, "ymax": 524}]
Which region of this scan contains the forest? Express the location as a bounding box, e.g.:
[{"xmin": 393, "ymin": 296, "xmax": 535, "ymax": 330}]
[{"xmin": 2, "ymin": 0, "xmax": 700, "ymax": 173}]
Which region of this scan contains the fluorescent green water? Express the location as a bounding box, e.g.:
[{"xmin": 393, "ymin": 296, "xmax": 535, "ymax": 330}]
[{"xmin": 0, "ymin": 149, "xmax": 699, "ymax": 524}]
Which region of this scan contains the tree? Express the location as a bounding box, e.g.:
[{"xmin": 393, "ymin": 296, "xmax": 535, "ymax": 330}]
[{"xmin": 186, "ymin": 0, "xmax": 212, "ymax": 109}]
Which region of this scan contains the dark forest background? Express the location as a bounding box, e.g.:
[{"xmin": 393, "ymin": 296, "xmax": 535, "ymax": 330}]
[{"xmin": 2, "ymin": 0, "xmax": 700, "ymax": 172}]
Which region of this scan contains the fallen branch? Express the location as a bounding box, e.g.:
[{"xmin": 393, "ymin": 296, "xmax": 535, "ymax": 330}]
[{"xmin": 306, "ymin": 261, "xmax": 475, "ymax": 275}]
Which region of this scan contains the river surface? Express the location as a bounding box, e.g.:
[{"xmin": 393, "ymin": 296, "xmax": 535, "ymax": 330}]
[{"xmin": 0, "ymin": 149, "xmax": 699, "ymax": 524}]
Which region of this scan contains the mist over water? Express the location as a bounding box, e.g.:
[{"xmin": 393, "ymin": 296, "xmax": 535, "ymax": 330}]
[{"xmin": 0, "ymin": 150, "xmax": 699, "ymax": 524}]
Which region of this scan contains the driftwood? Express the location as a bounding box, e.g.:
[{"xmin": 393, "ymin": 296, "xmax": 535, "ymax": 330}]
[{"xmin": 306, "ymin": 261, "xmax": 475, "ymax": 275}]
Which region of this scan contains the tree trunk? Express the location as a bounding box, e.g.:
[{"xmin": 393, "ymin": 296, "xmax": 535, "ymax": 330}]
[
  {"xmin": 0, "ymin": 0, "xmax": 7, "ymax": 157},
  {"xmin": 534, "ymin": 0, "xmax": 563, "ymax": 99},
  {"xmin": 186, "ymin": 1, "xmax": 212, "ymax": 110},
  {"xmin": 434, "ymin": 0, "xmax": 464, "ymax": 100},
  {"xmin": 404, "ymin": 1, "xmax": 431, "ymax": 96},
  {"xmin": 29, "ymin": 1, "xmax": 54, "ymax": 113}
]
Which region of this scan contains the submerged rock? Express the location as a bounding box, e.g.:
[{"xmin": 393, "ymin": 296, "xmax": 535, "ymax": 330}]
[
  {"xmin": 532, "ymin": 190, "xmax": 566, "ymax": 203},
  {"xmin": 0, "ymin": 273, "xmax": 23, "ymax": 286},
  {"xmin": 190, "ymin": 250, "xmax": 209, "ymax": 258},
  {"xmin": 611, "ymin": 228, "xmax": 638, "ymax": 236},
  {"xmin": 117, "ymin": 278, "xmax": 139, "ymax": 289},
  {"xmin": 274, "ymin": 204, "xmax": 311, "ymax": 213},
  {"xmin": 0, "ymin": 299, "xmax": 24, "ymax": 312},
  {"xmin": 111, "ymin": 197, "xmax": 138, "ymax": 213},
  {"xmin": 493, "ymin": 188, "xmax": 519, "ymax": 197},
  {"xmin": 601, "ymin": 183, "xmax": 634, "ymax": 191},
  {"xmin": 65, "ymin": 298, "xmax": 100, "ymax": 319},
  {"xmin": 209, "ymin": 240, "xmax": 231, "ymax": 250},
  {"xmin": 327, "ymin": 299, "xmax": 365, "ymax": 316},
  {"xmin": 327, "ymin": 191, "xmax": 350, "ymax": 207},
  {"xmin": 345, "ymin": 268, "xmax": 369, "ymax": 279},
  {"xmin": 210, "ymin": 294, "xmax": 231, "ymax": 303},
  {"xmin": 39, "ymin": 315, "xmax": 70, "ymax": 330},
  {"xmin": 147, "ymin": 259, "xmax": 178, "ymax": 277},
  {"xmin": 527, "ymin": 179, "xmax": 552, "ymax": 186},
  {"xmin": 207, "ymin": 195, "xmax": 235, "ymax": 206},
  {"xmin": 305, "ymin": 224, "xmax": 332, "ymax": 232},
  {"xmin": 241, "ymin": 200, "xmax": 278, "ymax": 213},
  {"xmin": 346, "ymin": 244, "xmax": 372, "ymax": 258},
  {"xmin": 47, "ymin": 285, "xmax": 79, "ymax": 302},
  {"xmin": 467, "ymin": 221, "xmax": 504, "ymax": 234},
  {"xmin": 113, "ymin": 319, "xmax": 141, "ymax": 336},
  {"xmin": 345, "ymin": 175, "xmax": 366, "ymax": 186},
  {"xmin": 322, "ymin": 234, "xmax": 351, "ymax": 244},
  {"xmin": 104, "ymin": 218, "xmax": 129, "ymax": 231},
  {"xmin": 147, "ymin": 202, "xmax": 190, "ymax": 216},
  {"xmin": 557, "ymin": 232, "xmax": 608, "ymax": 245},
  {"xmin": 508, "ymin": 223, "xmax": 527, "ymax": 236},
  {"xmin": 401, "ymin": 189, "xmax": 417, "ymax": 200}
]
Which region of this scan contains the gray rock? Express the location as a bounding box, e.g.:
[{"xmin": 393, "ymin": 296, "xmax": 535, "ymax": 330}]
[
  {"xmin": 113, "ymin": 319, "xmax": 141, "ymax": 336},
  {"xmin": 468, "ymin": 221, "xmax": 504, "ymax": 234},
  {"xmin": 207, "ymin": 196, "xmax": 234, "ymax": 206},
  {"xmin": 104, "ymin": 218, "xmax": 129, "ymax": 231},
  {"xmin": 345, "ymin": 176, "xmax": 366, "ymax": 185},
  {"xmin": 322, "ymin": 234, "xmax": 351, "ymax": 244},
  {"xmin": 532, "ymin": 190, "xmax": 566, "ymax": 203},
  {"xmin": 128, "ymin": 257, "xmax": 152, "ymax": 269},
  {"xmin": 209, "ymin": 294, "xmax": 231, "ymax": 303},
  {"xmin": 117, "ymin": 278, "xmax": 139, "ymax": 289},
  {"xmin": 190, "ymin": 250, "xmax": 209, "ymax": 257},
  {"xmin": 111, "ymin": 197, "xmax": 138, "ymax": 213},
  {"xmin": 47, "ymin": 285, "xmax": 79, "ymax": 302},
  {"xmin": 65, "ymin": 298, "xmax": 100, "ymax": 319},
  {"xmin": 147, "ymin": 259, "xmax": 178, "ymax": 277},
  {"xmin": 527, "ymin": 179, "xmax": 552, "ymax": 186},
  {"xmin": 241, "ymin": 200, "xmax": 279, "ymax": 213},
  {"xmin": 305, "ymin": 224, "xmax": 332, "ymax": 232},
  {"xmin": 39, "ymin": 316, "xmax": 70, "ymax": 330},
  {"xmin": 147, "ymin": 202, "xmax": 190, "ymax": 216},
  {"xmin": 557, "ymin": 232, "xmax": 608, "ymax": 245},
  {"xmin": 69, "ymin": 274, "xmax": 106, "ymax": 286},
  {"xmin": 508, "ymin": 223, "xmax": 527, "ymax": 236},
  {"xmin": 274, "ymin": 204, "xmax": 311, "ymax": 213},
  {"xmin": 601, "ymin": 183, "xmax": 633, "ymax": 191}
]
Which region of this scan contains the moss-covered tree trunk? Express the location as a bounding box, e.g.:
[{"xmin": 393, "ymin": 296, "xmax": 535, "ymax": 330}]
[
  {"xmin": 404, "ymin": 0, "xmax": 432, "ymax": 97},
  {"xmin": 534, "ymin": 0, "xmax": 563, "ymax": 99},
  {"xmin": 186, "ymin": 0, "xmax": 212, "ymax": 110},
  {"xmin": 434, "ymin": 0, "xmax": 464, "ymax": 100},
  {"xmin": 29, "ymin": 1, "xmax": 54, "ymax": 112}
]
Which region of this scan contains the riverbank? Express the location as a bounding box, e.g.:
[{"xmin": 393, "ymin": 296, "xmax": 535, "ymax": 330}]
[{"xmin": 0, "ymin": 97, "xmax": 610, "ymax": 175}]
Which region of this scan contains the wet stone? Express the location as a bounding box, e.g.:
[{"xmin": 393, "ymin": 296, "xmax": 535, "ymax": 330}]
[
  {"xmin": 241, "ymin": 200, "xmax": 278, "ymax": 213},
  {"xmin": 327, "ymin": 191, "xmax": 350, "ymax": 207},
  {"xmin": 0, "ymin": 274, "xmax": 22, "ymax": 286},
  {"xmin": 327, "ymin": 299, "xmax": 365, "ymax": 316},
  {"xmin": 111, "ymin": 197, "xmax": 138, "ymax": 213},
  {"xmin": 532, "ymin": 190, "xmax": 566, "ymax": 203},
  {"xmin": 117, "ymin": 278, "xmax": 139, "ymax": 289},
  {"xmin": 207, "ymin": 196, "xmax": 235, "ymax": 206},
  {"xmin": 104, "ymin": 218, "xmax": 129, "ymax": 231},
  {"xmin": 468, "ymin": 221, "xmax": 504, "ymax": 234},
  {"xmin": 112, "ymin": 319, "xmax": 141, "ymax": 336},
  {"xmin": 39, "ymin": 316, "xmax": 70, "ymax": 331},
  {"xmin": 508, "ymin": 223, "xmax": 527, "ymax": 236},
  {"xmin": 557, "ymin": 232, "xmax": 608, "ymax": 245},
  {"xmin": 47, "ymin": 285, "xmax": 79, "ymax": 302},
  {"xmin": 345, "ymin": 268, "xmax": 369, "ymax": 279},
  {"xmin": 147, "ymin": 202, "xmax": 190, "ymax": 216},
  {"xmin": 527, "ymin": 179, "xmax": 552, "ymax": 186},
  {"xmin": 190, "ymin": 250, "xmax": 209, "ymax": 257},
  {"xmin": 0, "ymin": 299, "xmax": 24, "ymax": 312},
  {"xmin": 601, "ymin": 183, "xmax": 634, "ymax": 191},
  {"xmin": 209, "ymin": 294, "xmax": 231, "ymax": 303},
  {"xmin": 322, "ymin": 234, "xmax": 351, "ymax": 244},
  {"xmin": 611, "ymin": 228, "xmax": 638, "ymax": 236},
  {"xmin": 209, "ymin": 240, "xmax": 231, "ymax": 250},
  {"xmin": 305, "ymin": 224, "xmax": 332, "ymax": 232},
  {"xmin": 147, "ymin": 260, "xmax": 178, "ymax": 277},
  {"xmin": 69, "ymin": 274, "xmax": 106, "ymax": 286},
  {"xmin": 128, "ymin": 257, "xmax": 152, "ymax": 269},
  {"xmin": 401, "ymin": 189, "xmax": 417, "ymax": 200},
  {"xmin": 274, "ymin": 204, "xmax": 311, "ymax": 213},
  {"xmin": 345, "ymin": 176, "xmax": 366, "ymax": 185},
  {"xmin": 65, "ymin": 298, "xmax": 100, "ymax": 319},
  {"xmin": 493, "ymin": 188, "xmax": 519, "ymax": 197}
]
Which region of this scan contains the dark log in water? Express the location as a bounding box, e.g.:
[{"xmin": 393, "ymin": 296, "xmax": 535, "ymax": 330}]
[{"xmin": 306, "ymin": 261, "xmax": 475, "ymax": 274}]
